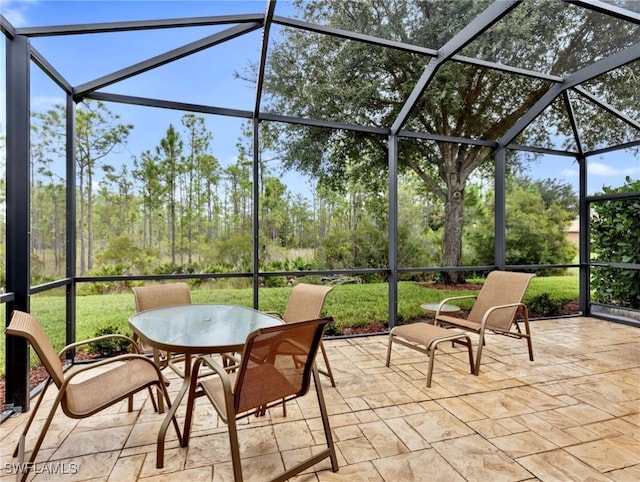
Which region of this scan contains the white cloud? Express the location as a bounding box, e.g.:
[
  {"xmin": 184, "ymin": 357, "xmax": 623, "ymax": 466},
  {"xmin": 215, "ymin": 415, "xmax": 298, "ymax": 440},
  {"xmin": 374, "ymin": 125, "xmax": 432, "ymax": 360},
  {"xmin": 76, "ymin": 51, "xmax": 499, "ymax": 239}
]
[
  {"xmin": 2, "ymin": 1, "xmax": 39, "ymax": 28},
  {"xmin": 560, "ymin": 161, "xmax": 640, "ymax": 179},
  {"xmin": 589, "ymin": 161, "xmax": 640, "ymax": 176}
]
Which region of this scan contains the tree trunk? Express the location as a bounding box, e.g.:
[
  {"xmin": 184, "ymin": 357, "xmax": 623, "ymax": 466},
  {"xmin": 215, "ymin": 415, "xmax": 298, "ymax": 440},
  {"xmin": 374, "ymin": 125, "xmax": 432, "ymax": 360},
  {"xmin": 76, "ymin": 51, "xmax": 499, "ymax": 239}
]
[
  {"xmin": 79, "ymin": 170, "xmax": 86, "ymax": 275},
  {"xmin": 440, "ymin": 184, "xmax": 466, "ymax": 284},
  {"xmin": 87, "ymin": 168, "xmax": 93, "ymax": 271}
]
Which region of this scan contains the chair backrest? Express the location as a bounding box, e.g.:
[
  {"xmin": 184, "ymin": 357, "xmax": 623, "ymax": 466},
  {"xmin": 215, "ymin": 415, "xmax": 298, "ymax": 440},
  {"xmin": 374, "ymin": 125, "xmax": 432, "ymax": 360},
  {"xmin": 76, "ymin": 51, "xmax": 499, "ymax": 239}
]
[
  {"xmin": 233, "ymin": 317, "xmax": 331, "ymax": 414},
  {"xmin": 467, "ymin": 271, "xmax": 535, "ymax": 330},
  {"xmin": 6, "ymin": 310, "xmax": 65, "ymax": 388},
  {"xmin": 132, "ymin": 282, "xmax": 192, "ymax": 312},
  {"xmin": 282, "ymin": 283, "xmax": 333, "ymax": 323}
]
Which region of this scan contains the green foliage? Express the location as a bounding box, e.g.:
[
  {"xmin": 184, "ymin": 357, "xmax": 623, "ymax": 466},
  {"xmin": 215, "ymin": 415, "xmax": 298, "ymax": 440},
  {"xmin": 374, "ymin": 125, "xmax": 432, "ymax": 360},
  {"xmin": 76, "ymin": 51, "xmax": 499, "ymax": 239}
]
[
  {"xmin": 515, "ymin": 176, "xmax": 579, "ymax": 212},
  {"xmin": 528, "ymin": 293, "xmax": 562, "ymax": 317},
  {"xmin": 96, "ymin": 235, "xmax": 152, "ymax": 273},
  {"xmin": 81, "ymin": 264, "xmax": 133, "ymax": 295},
  {"xmin": 30, "ymin": 254, "xmax": 55, "ymax": 285},
  {"xmin": 468, "ymin": 179, "xmax": 577, "ymax": 270},
  {"xmin": 213, "ymin": 234, "xmax": 253, "ymax": 272},
  {"xmin": 88, "ymin": 325, "xmax": 131, "ymax": 356},
  {"xmin": 263, "ymin": 0, "xmax": 637, "ymax": 282},
  {"xmin": 323, "ymin": 321, "xmax": 341, "ymax": 337},
  {"xmin": 261, "ymin": 257, "xmax": 315, "ymax": 287},
  {"xmin": 590, "ymin": 177, "xmax": 640, "ymax": 309},
  {"xmin": 204, "ymin": 261, "xmax": 235, "ymax": 273},
  {"xmin": 316, "ymin": 214, "xmax": 438, "ymax": 273}
]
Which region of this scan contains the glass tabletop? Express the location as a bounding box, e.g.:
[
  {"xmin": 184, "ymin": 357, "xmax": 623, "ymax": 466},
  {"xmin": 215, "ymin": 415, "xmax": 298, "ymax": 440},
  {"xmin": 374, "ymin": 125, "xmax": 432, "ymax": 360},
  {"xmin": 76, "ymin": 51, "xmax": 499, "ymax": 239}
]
[
  {"xmin": 420, "ymin": 303, "xmax": 461, "ymax": 314},
  {"xmin": 128, "ymin": 304, "xmax": 282, "ymax": 354}
]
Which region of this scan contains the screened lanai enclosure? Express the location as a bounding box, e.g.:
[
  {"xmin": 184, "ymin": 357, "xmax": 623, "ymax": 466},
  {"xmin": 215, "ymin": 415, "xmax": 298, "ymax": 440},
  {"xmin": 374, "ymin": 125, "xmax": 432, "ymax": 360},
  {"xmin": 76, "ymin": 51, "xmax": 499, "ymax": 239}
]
[{"xmin": 1, "ymin": 0, "xmax": 639, "ymax": 413}]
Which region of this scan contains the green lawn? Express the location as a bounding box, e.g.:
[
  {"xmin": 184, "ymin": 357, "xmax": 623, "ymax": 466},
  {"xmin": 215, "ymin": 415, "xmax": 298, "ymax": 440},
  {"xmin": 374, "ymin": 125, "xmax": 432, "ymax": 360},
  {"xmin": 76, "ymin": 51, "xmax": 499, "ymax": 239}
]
[{"xmin": 1, "ymin": 275, "xmax": 579, "ymax": 377}]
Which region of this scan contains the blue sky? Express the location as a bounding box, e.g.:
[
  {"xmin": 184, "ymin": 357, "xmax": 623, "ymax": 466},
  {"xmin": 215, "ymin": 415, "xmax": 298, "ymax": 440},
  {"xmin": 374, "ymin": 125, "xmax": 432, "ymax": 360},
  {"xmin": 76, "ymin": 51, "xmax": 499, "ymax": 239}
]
[
  {"xmin": 3, "ymin": 0, "xmax": 312, "ymax": 195},
  {"xmin": 2, "ymin": 0, "xmax": 639, "ymax": 197}
]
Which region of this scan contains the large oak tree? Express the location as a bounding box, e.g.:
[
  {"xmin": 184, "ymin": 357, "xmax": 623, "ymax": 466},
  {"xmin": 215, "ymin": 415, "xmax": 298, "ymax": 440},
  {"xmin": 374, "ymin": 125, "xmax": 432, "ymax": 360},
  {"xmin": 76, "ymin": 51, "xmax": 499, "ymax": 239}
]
[{"xmin": 263, "ymin": 0, "xmax": 639, "ymax": 282}]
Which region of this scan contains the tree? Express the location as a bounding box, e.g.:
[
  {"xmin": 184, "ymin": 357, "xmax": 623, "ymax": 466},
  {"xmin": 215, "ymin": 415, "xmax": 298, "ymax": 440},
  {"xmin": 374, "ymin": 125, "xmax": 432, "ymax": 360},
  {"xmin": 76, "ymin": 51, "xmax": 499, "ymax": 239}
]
[
  {"xmin": 181, "ymin": 113, "xmax": 213, "ymax": 263},
  {"xmin": 32, "ymin": 101, "xmax": 132, "ymax": 274},
  {"xmin": 133, "ymin": 150, "xmax": 167, "ymax": 248},
  {"xmin": 157, "ymin": 124, "xmax": 183, "ymax": 265},
  {"xmin": 76, "ymin": 101, "xmax": 132, "ymax": 273},
  {"xmin": 263, "ymin": 0, "xmax": 639, "ymax": 282},
  {"xmin": 198, "ymin": 153, "xmax": 222, "ymax": 242},
  {"xmin": 99, "ymin": 164, "xmax": 135, "ymax": 238},
  {"xmin": 224, "ymin": 135, "xmax": 253, "ymax": 235},
  {"xmin": 30, "ymin": 119, "xmax": 66, "ymax": 277},
  {"xmin": 468, "ymin": 177, "xmax": 578, "ymax": 270},
  {"xmin": 514, "ymin": 176, "xmax": 579, "ymax": 212}
]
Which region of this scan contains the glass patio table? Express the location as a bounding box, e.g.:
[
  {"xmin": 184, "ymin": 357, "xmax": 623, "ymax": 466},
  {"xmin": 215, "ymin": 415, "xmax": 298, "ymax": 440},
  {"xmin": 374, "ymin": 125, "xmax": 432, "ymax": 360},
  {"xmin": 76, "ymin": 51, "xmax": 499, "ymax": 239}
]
[{"xmin": 128, "ymin": 304, "xmax": 283, "ymax": 468}]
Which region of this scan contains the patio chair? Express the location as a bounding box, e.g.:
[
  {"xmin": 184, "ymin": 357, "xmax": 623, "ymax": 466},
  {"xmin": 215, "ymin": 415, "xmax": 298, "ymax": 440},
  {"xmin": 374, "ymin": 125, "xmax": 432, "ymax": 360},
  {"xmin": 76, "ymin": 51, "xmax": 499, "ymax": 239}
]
[
  {"xmin": 132, "ymin": 282, "xmax": 192, "ymax": 377},
  {"xmin": 266, "ymin": 283, "xmax": 336, "ymax": 386},
  {"xmin": 5, "ymin": 310, "xmax": 180, "ymax": 482},
  {"xmin": 434, "ymin": 270, "xmax": 536, "ymax": 374},
  {"xmin": 183, "ymin": 317, "xmax": 339, "ymax": 482}
]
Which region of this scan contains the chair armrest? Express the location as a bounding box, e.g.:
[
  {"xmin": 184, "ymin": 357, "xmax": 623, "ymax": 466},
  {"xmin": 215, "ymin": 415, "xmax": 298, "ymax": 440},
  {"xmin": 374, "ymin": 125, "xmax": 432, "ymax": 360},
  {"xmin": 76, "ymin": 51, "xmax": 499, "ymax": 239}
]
[
  {"xmin": 479, "ymin": 302, "xmax": 528, "ymax": 330},
  {"xmin": 436, "ymin": 295, "xmax": 478, "ymax": 316},
  {"xmin": 190, "ymin": 355, "xmax": 236, "ymax": 420},
  {"xmin": 59, "ymin": 334, "xmax": 141, "ymax": 358},
  {"xmin": 263, "ymin": 311, "xmax": 284, "ymax": 320},
  {"xmin": 60, "ymin": 353, "xmax": 160, "ymax": 387},
  {"xmin": 194, "ymin": 355, "xmax": 231, "ymax": 380},
  {"xmin": 438, "ymin": 295, "xmax": 477, "ymax": 306},
  {"xmin": 192, "ymin": 355, "xmax": 234, "ymax": 406}
]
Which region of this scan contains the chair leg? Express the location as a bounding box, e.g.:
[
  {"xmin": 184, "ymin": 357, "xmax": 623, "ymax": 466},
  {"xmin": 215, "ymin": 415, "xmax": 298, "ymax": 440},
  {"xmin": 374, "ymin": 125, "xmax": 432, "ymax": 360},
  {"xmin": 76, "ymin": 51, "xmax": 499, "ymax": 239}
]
[
  {"xmin": 313, "ymin": 367, "xmax": 339, "ymax": 470},
  {"xmin": 21, "ymin": 390, "xmax": 66, "ymax": 481},
  {"xmin": 474, "ymin": 336, "xmax": 484, "ymax": 376},
  {"xmin": 426, "ymin": 343, "xmax": 437, "ymax": 388},
  {"xmin": 318, "ymin": 342, "xmax": 336, "ymax": 387},
  {"xmin": 385, "ymin": 335, "xmax": 393, "ymax": 367},
  {"xmin": 228, "ymin": 416, "xmax": 244, "ymax": 482},
  {"xmin": 156, "ymin": 386, "xmax": 165, "ymax": 413},
  {"xmin": 152, "ymin": 349, "xmax": 166, "ymax": 413},
  {"xmin": 273, "ymin": 367, "xmax": 339, "ymax": 482},
  {"xmin": 17, "ymin": 431, "xmax": 26, "ymax": 482},
  {"xmin": 463, "ymin": 335, "xmax": 476, "ymax": 375},
  {"xmin": 12, "ymin": 378, "xmax": 53, "ymax": 457},
  {"xmin": 147, "ymin": 386, "xmax": 159, "ymax": 413},
  {"xmin": 522, "ymin": 314, "xmax": 534, "ymax": 362},
  {"xmin": 526, "ymin": 335, "xmax": 534, "ymax": 362}
]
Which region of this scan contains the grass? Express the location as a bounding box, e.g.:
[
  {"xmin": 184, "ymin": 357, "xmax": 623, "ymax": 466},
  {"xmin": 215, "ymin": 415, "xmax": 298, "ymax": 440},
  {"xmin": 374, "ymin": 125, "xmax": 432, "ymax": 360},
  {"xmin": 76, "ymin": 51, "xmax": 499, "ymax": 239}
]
[{"xmin": 0, "ymin": 275, "xmax": 579, "ymax": 378}]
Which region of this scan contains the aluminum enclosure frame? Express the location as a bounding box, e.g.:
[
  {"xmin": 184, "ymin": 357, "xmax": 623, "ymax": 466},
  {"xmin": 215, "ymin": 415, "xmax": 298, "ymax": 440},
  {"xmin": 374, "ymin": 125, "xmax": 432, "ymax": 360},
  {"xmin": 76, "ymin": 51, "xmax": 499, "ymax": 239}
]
[{"xmin": 3, "ymin": 0, "xmax": 640, "ymax": 413}]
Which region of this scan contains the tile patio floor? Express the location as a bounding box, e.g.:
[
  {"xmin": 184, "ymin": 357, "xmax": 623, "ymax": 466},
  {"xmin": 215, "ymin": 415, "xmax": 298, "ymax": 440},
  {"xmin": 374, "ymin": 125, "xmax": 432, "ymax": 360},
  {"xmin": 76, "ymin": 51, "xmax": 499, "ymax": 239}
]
[{"xmin": 1, "ymin": 316, "xmax": 639, "ymax": 481}]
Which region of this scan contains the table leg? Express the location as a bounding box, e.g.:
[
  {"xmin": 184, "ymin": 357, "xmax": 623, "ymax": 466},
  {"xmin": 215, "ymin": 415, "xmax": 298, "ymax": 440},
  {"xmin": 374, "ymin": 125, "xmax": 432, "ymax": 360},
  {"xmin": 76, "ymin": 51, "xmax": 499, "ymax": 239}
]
[
  {"xmin": 181, "ymin": 357, "xmax": 203, "ymax": 447},
  {"xmin": 156, "ymin": 353, "xmax": 191, "ymax": 468}
]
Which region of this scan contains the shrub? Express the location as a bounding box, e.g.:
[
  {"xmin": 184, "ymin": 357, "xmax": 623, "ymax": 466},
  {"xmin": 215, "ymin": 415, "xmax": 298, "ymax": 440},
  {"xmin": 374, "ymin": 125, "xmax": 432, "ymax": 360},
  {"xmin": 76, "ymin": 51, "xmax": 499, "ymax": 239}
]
[
  {"xmin": 324, "ymin": 321, "xmax": 341, "ymax": 337},
  {"xmin": 528, "ymin": 293, "xmax": 562, "ymax": 317},
  {"xmin": 590, "ymin": 177, "xmax": 640, "ymax": 309},
  {"xmin": 89, "ymin": 326, "xmax": 131, "ymax": 356},
  {"xmin": 82, "ymin": 264, "xmax": 132, "ymax": 294}
]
